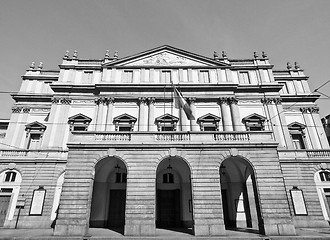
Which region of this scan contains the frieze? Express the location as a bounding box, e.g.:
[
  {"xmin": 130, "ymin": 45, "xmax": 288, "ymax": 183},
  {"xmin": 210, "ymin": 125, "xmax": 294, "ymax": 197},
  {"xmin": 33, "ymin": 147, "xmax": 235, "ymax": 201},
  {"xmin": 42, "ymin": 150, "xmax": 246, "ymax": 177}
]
[
  {"xmin": 300, "ymin": 107, "xmax": 320, "ymax": 114},
  {"xmin": 30, "ymin": 108, "xmax": 50, "ymax": 113},
  {"xmin": 261, "ymin": 98, "xmax": 281, "ymax": 105},
  {"xmin": 147, "ymin": 97, "xmax": 156, "ymax": 105},
  {"xmin": 218, "ymin": 97, "xmax": 238, "ymax": 105},
  {"xmin": 52, "ymin": 97, "xmax": 72, "ymax": 105},
  {"xmin": 72, "ymin": 100, "xmax": 96, "ymax": 104},
  {"xmin": 95, "ymin": 97, "xmax": 115, "ymax": 105},
  {"xmin": 137, "ymin": 97, "xmax": 148, "ymax": 105},
  {"xmin": 127, "ymin": 52, "xmax": 207, "ymax": 66}
]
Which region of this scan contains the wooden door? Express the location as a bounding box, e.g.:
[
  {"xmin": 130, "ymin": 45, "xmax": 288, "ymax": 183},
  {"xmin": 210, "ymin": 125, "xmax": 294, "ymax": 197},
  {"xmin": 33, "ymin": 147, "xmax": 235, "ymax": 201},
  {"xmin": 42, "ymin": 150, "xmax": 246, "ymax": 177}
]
[
  {"xmin": 157, "ymin": 189, "xmax": 181, "ymax": 228},
  {"xmin": 0, "ymin": 196, "xmax": 11, "ymax": 227},
  {"xmin": 108, "ymin": 190, "xmax": 126, "ymax": 227}
]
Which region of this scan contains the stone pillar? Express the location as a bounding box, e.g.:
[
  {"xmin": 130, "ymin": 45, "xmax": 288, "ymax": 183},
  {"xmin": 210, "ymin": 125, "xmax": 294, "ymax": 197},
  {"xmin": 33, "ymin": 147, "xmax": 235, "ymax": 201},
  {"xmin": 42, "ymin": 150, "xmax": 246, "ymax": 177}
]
[
  {"xmin": 310, "ymin": 107, "xmax": 329, "ymax": 148},
  {"xmin": 188, "ymin": 98, "xmax": 198, "ymax": 131},
  {"xmin": 147, "ymin": 98, "xmax": 156, "ymax": 131},
  {"xmin": 138, "ymin": 97, "xmax": 148, "ymax": 131},
  {"xmin": 273, "ymin": 98, "xmax": 292, "ymax": 148},
  {"xmin": 229, "ymin": 98, "xmax": 241, "ymax": 131},
  {"xmin": 95, "ymin": 97, "xmax": 107, "ymax": 131},
  {"xmin": 300, "ymin": 107, "xmax": 316, "ymax": 148},
  {"xmin": 219, "ymin": 98, "xmax": 233, "ymax": 131},
  {"xmin": 105, "ymin": 98, "xmax": 115, "ymax": 131},
  {"xmin": 192, "ymin": 169, "xmax": 226, "ymax": 236}
]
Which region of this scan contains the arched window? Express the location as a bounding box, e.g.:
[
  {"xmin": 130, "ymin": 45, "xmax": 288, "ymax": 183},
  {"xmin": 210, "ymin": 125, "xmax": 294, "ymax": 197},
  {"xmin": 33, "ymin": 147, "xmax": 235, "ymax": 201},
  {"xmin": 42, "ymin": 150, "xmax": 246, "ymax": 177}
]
[
  {"xmin": 163, "ymin": 173, "xmax": 174, "ymax": 183},
  {"xmin": 0, "ymin": 169, "xmax": 22, "ymax": 224},
  {"xmin": 315, "ymin": 170, "xmax": 330, "ymax": 220},
  {"xmin": 51, "ymin": 172, "xmax": 65, "ymax": 220}
]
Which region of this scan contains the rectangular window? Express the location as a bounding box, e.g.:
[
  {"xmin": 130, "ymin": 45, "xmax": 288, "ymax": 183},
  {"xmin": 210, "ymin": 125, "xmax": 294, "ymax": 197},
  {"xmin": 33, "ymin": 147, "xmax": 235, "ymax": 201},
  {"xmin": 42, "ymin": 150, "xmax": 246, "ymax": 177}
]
[
  {"xmin": 292, "ymin": 134, "xmax": 305, "ymax": 149},
  {"xmin": 0, "ymin": 188, "xmax": 13, "ymax": 193},
  {"xmin": 200, "ymin": 70, "xmax": 210, "ymax": 83},
  {"xmin": 118, "ymin": 126, "xmax": 131, "ymax": 131},
  {"xmin": 115, "ymin": 173, "xmax": 127, "ymax": 183},
  {"xmin": 123, "ymin": 70, "xmax": 133, "ymax": 83},
  {"xmin": 28, "ymin": 133, "xmax": 41, "ymax": 149},
  {"xmin": 82, "ymin": 71, "xmax": 93, "ymax": 84},
  {"xmin": 239, "ymin": 72, "xmax": 250, "ymax": 84},
  {"xmin": 73, "ymin": 126, "xmax": 87, "ymax": 131},
  {"xmin": 161, "ymin": 71, "xmax": 171, "ymax": 83}
]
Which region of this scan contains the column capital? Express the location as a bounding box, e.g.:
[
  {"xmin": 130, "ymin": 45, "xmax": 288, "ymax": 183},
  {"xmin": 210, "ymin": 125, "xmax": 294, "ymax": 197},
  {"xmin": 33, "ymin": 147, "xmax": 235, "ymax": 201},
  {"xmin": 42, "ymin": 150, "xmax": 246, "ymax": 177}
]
[
  {"xmin": 138, "ymin": 97, "xmax": 148, "ymax": 105},
  {"xmin": 60, "ymin": 98, "xmax": 72, "ymax": 105},
  {"xmin": 300, "ymin": 107, "xmax": 309, "ymax": 114},
  {"xmin": 309, "ymin": 107, "xmax": 319, "ymax": 114},
  {"xmin": 22, "ymin": 107, "xmax": 31, "ymax": 113},
  {"xmin": 187, "ymin": 97, "xmax": 196, "ymax": 104},
  {"xmin": 12, "ymin": 107, "xmax": 23, "ymax": 113},
  {"xmin": 273, "ymin": 98, "xmax": 282, "ymax": 105},
  {"xmin": 261, "ymin": 98, "xmax": 273, "ymax": 105},
  {"xmin": 218, "ymin": 97, "xmax": 229, "ymax": 105},
  {"xmin": 147, "ymin": 97, "xmax": 156, "ymax": 105},
  {"xmin": 228, "ymin": 97, "xmax": 238, "ymax": 105}
]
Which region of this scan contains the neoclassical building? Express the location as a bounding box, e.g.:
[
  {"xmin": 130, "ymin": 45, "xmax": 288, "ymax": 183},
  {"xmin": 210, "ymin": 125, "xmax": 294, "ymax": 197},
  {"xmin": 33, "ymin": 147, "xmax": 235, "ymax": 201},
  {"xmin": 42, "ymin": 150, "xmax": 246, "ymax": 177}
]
[{"xmin": 0, "ymin": 45, "xmax": 330, "ymax": 237}]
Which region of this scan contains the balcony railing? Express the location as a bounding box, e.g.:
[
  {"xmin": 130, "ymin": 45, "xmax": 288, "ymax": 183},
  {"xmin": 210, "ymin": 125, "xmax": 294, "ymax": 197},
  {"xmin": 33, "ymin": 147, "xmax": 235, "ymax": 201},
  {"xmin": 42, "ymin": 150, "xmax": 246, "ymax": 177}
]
[
  {"xmin": 70, "ymin": 131, "xmax": 274, "ymax": 145},
  {"xmin": 278, "ymin": 149, "xmax": 330, "ymax": 159},
  {"xmin": 0, "ymin": 149, "xmax": 68, "ymax": 159}
]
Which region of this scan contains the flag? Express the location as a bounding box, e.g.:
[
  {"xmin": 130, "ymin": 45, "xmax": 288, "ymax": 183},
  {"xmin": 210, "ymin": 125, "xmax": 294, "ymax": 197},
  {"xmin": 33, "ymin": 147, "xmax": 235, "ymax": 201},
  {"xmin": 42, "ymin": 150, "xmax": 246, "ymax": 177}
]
[{"xmin": 173, "ymin": 87, "xmax": 195, "ymax": 120}]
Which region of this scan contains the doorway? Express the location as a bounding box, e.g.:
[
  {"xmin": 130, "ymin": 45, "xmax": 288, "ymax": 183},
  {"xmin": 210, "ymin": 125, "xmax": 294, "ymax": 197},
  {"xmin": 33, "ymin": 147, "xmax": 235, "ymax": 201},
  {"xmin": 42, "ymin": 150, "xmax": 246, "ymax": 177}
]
[
  {"xmin": 156, "ymin": 157, "xmax": 193, "ymax": 234},
  {"xmin": 90, "ymin": 157, "xmax": 127, "ymax": 233},
  {"xmin": 220, "ymin": 157, "xmax": 264, "ymax": 234}
]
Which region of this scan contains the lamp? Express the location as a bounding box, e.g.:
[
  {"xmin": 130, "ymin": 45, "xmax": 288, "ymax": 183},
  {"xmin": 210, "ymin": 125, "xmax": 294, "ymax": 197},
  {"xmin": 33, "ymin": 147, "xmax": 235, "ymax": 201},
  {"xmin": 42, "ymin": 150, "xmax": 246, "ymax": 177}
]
[
  {"xmin": 167, "ymin": 159, "xmax": 173, "ymax": 173},
  {"xmin": 115, "ymin": 163, "xmax": 121, "ymax": 172}
]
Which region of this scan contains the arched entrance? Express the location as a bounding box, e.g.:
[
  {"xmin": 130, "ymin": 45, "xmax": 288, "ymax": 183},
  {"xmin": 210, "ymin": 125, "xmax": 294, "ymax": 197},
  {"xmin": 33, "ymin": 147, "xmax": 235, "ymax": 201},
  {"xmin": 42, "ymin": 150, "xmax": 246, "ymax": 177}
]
[
  {"xmin": 156, "ymin": 157, "xmax": 193, "ymax": 233},
  {"xmin": 90, "ymin": 157, "xmax": 127, "ymax": 233},
  {"xmin": 220, "ymin": 157, "xmax": 264, "ymax": 234}
]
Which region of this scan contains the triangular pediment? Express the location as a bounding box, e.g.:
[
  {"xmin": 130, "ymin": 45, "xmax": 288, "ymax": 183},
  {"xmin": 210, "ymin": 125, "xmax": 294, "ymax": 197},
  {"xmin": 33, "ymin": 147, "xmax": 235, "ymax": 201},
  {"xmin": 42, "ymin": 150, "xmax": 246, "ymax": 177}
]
[
  {"xmin": 242, "ymin": 113, "xmax": 267, "ymax": 123},
  {"xmin": 155, "ymin": 113, "xmax": 179, "ymax": 122},
  {"xmin": 113, "ymin": 113, "xmax": 137, "ymax": 123},
  {"xmin": 25, "ymin": 121, "xmax": 47, "ymax": 131},
  {"xmin": 68, "ymin": 113, "xmax": 92, "ymax": 123},
  {"xmin": 104, "ymin": 45, "xmax": 229, "ymax": 67},
  {"xmin": 197, "ymin": 113, "xmax": 221, "ymax": 124}
]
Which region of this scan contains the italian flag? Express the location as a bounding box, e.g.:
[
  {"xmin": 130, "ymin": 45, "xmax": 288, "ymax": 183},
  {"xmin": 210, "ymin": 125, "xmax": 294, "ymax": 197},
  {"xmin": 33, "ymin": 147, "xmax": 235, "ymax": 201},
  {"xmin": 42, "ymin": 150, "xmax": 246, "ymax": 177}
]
[{"xmin": 174, "ymin": 87, "xmax": 195, "ymax": 120}]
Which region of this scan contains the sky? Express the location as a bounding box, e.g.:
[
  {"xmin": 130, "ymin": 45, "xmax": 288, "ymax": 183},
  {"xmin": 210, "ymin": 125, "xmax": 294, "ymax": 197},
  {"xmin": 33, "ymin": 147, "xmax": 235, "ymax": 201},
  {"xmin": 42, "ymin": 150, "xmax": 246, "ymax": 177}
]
[{"xmin": 1, "ymin": 0, "xmax": 330, "ymax": 119}]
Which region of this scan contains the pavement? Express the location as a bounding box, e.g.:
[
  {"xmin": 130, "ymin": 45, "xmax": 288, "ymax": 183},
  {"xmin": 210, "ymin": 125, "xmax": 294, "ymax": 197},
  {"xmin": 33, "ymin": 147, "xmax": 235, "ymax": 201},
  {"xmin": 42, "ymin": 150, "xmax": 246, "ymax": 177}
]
[{"xmin": 0, "ymin": 227, "xmax": 330, "ymax": 240}]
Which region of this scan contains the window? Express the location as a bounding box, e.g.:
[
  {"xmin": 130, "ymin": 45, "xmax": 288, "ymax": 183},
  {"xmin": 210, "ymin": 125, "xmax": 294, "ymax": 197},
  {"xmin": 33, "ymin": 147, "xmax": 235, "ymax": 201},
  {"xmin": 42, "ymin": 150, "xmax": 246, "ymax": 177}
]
[
  {"xmin": 0, "ymin": 188, "xmax": 13, "ymax": 193},
  {"xmin": 28, "ymin": 133, "xmax": 42, "ymax": 149},
  {"xmin": 113, "ymin": 113, "xmax": 137, "ymax": 132},
  {"xmin": 288, "ymin": 122, "xmax": 307, "ymax": 149},
  {"xmin": 161, "ymin": 71, "xmax": 171, "ymax": 83},
  {"xmin": 239, "ymin": 72, "xmax": 250, "ymax": 84},
  {"xmin": 320, "ymin": 171, "xmax": 330, "ymax": 182},
  {"xmin": 155, "ymin": 114, "xmax": 179, "ymax": 131},
  {"xmin": 25, "ymin": 121, "xmax": 47, "ymax": 149},
  {"xmin": 82, "ymin": 71, "xmax": 93, "ymax": 84},
  {"xmin": 115, "ymin": 173, "xmax": 127, "ymax": 183},
  {"xmin": 279, "ymin": 82, "xmax": 289, "ymax": 94},
  {"xmin": 123, "ymin": 70, "xmax": 134, "ymax": 83},
  {"xmin": 4, "ymin": 171, "xmax": 16, "ymax": 182},
  {"xmin": 242, "ymin": 113, "xmax": 266, "ymax": 131},
  {"xmin": 163, "ymin": 173, "xmax": 174, "ymax": 183},
  {"xmin": 200, "ymin": 70, "xmax": 210, "ymax": 83},
  {"xmin": 197, "ymin": 113, "xmax": 221, "ymax": 131},
  {"xmin": 68, "ymin": 113, "xmax": 92, "ymax": 132}
]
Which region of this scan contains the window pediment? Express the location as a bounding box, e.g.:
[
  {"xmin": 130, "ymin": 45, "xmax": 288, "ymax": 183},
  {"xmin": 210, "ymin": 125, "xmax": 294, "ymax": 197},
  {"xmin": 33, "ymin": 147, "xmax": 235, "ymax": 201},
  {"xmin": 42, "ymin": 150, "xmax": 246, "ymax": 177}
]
[
  {"xmin": 288, "ymin": 121, "xmax": 306, "ymax": 130},
  {"xmin": 155, "ymin": 114, "xmax": 179, "ymax": 123},
  {"xmin": 155, "ymin": 114, "xmax": 179, "ymax": 131},
  {"xmin": 113, "ymin": 113, "xmax": 137, "ymax": 131},
  {"xmin": 25, "ymin": 121, "xmax": 47, "ymax": 132},
  {"xmin": 113, "ymin": 113, "xmax": 137, "ymax": 123},
  {"xmin": 197, "ymin": 113, "xmax": 221, "ymax": 124},
  {"xmin": 68, "ymin": 113, "xmax": 92, "ymax": 124},
  {"xmin": 242, "ymin": 113, "xmax": 266, "ymax": 123},
  {"xmin": 242, "ymin": 113, "xmax": 266, "ymax": 131}
]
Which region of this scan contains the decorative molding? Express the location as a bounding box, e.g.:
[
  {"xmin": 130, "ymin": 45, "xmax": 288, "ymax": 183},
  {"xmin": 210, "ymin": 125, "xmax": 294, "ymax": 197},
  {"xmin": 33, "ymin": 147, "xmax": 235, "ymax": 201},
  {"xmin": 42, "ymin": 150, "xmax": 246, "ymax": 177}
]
[
  {"xmin": 52, "ymin": 97, "xmax": 72, "ymax": 105},
  {"xmin": 147, "ymin": 97, "xmax": 156, "ymax": 105},
  {"xmin": 137, "ymin": 97, "xmax": 148, "ymax": 105},
  {"xmin": 187, "ymin": 97, "xmax": 196, "ymax": 104},
  {"xmin": 95, "ymin": 97, "xmax": 114, "ymax": 105},
  {"xmin": 12, "ymin": 107, "xmax": 23, "ymax": 113},
  {"xmin": 127, "ymin": 52, "xmax": 207, "ymax": 66},
  {"xmin": 300, "ymin": 107, "xmax": 320, "ymax": 114},
  {"xmin": 72, "ymin": 100, "xmax": 96, "ymax": 104}
]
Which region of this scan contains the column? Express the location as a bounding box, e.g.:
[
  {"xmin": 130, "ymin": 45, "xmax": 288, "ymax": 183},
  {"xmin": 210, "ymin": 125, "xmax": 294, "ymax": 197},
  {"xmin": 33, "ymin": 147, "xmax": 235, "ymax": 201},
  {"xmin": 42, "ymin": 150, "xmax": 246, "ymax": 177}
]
[
  {"xmin": 138, "ymin": 97, "xmax": 148, "ymax": 131},
  {"xmin": 300, "ymin": 107, "xmax": 315, "ymax": 148},
  {"xmin": 96, "ymin": 98, "xmax": 106, "ymax": 131},
  {"xmin": 274, "ymin": 98, "xmax": 292, "ymax": 148},
  {"xmin": 219, "ymin": 98, "xmax": 233, "ymax": 131},
  {"xmin": 229, "ymin": 98, "xmax": 241, "ymax": 131},
  {"xmin": 188, "ymin": 98, "xmax": 198, "ymax": 131},
  {"xmin": 309, "ymin": 107, "xmax": 325, "ymax": 148},
  {"xmin": 147, "ymin": 97, "xmax": 156, "ymax": 131},
  {"xmin": 105, "ymin": 97, "xmax": 115, "ymax": 131}
]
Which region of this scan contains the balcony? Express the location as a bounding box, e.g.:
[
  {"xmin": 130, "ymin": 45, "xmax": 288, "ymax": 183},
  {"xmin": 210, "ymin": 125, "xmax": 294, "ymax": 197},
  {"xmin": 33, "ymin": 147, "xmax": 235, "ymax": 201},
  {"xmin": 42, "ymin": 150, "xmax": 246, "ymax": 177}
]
[
  {"xmin": 69, "ymin": 131, "xmax": 275, "ymax": 146},
  {"xmin": 278, "ymin": 149, "xmax": 330, "ymax": 160},
  {"xmin": 0, "ymin": 149, "xmax": 68, "ymax": 160}
]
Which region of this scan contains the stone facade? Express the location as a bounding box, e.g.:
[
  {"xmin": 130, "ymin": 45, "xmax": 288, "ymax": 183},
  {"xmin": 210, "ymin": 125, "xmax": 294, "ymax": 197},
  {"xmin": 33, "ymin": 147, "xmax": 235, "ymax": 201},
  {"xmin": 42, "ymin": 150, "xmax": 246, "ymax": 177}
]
[{"xmin": 0, "ymin": 46, "xmax": 329, "ymax": 237}]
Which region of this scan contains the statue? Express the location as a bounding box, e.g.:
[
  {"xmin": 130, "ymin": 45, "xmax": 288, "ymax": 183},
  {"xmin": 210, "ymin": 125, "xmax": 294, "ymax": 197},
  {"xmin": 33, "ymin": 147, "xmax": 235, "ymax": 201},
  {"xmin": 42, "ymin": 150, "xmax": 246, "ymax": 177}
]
[
  {"xmin": 254, "ymin": 51, "xmax": 259, "ymax": 58},
  {"xmin": 294, "ymin": 61, "xmax": 300, "ymax": 69},
  {"xmin": 38, "ymin": 62, "xmax": 43, "ymax": 69},
  {"xmin": 114, "ymin": 51, "xmax": 118, "ymax": 59},
  {"xmin": 30, "ymin": 62, "xmax": 35, "ymax": 69},
  {"xmin": 105, "ymin": 50, "xmax": 110, "ymax": 58},
  {"xmin": 73, "ymin": 50, "xmax": 78, "ymax": 59},
  {"xmin": 64, "ymin": 50, "xmax": 69, "ymax": 59},
  {"xmin": 287, "ymin": 62, "xmax": 292, "ymax": 70},
  {"xmin": 213, "ymin": 51, "xmax": 219, "ymax": 60},
  {"xmin": 262, "ymin": 51, "xmax": 268, "ymax": 58},
  {"xmin": 222, "ymin": 51, "xmax": 227, "ymax": 58}
]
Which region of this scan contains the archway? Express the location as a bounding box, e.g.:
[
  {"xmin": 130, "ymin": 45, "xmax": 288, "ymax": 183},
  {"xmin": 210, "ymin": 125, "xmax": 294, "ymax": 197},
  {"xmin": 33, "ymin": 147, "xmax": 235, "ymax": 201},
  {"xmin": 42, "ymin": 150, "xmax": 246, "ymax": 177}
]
[
  {"xmin": 90, "ymin": 157, "xmax": 127, "ymax": 233},
  {"xmin": 314, "ymin": 170, "xmax": 330, "ymax": 221},
  {"xmin": 220, "ymin": 157, "xmax": 264, "ymax": 234},
  {"xmin": 156, "ymin": 157, "xmax": 193, "ymax": 234}
]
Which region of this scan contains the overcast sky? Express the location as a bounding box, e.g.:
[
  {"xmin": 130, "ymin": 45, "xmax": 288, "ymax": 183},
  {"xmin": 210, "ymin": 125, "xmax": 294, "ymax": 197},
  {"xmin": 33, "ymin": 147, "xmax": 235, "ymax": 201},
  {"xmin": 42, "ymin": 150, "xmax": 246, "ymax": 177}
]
[{"xmin": 1, "ymin": 0, "xmax": 330, "ymax": 119}]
